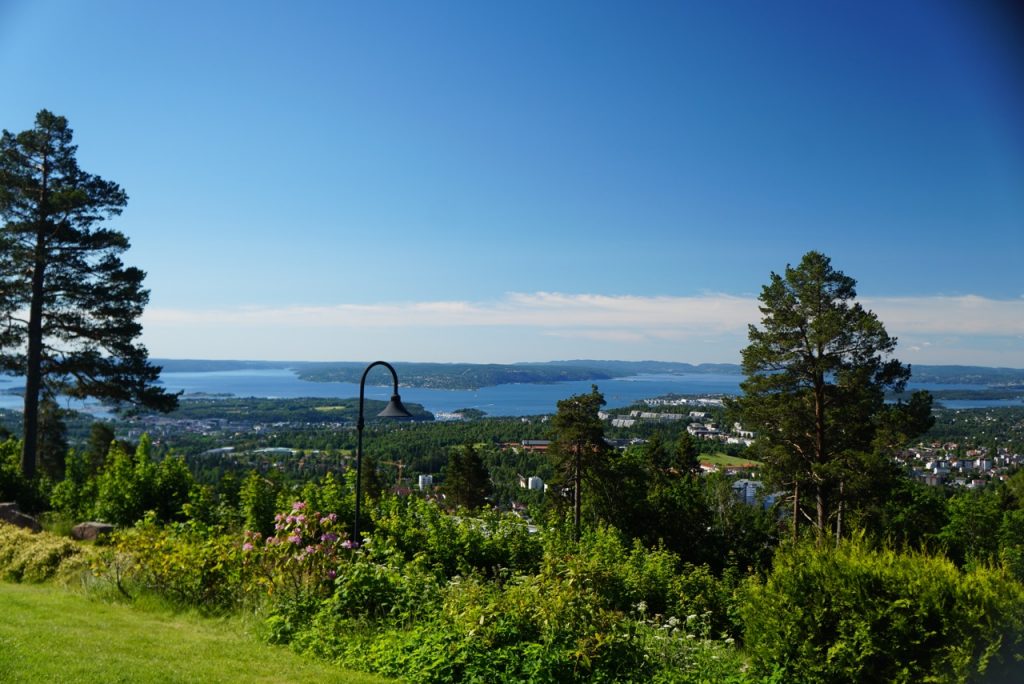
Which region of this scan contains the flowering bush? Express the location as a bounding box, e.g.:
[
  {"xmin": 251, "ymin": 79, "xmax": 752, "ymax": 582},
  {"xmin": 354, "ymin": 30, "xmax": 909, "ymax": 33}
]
[
  {"xmin": 241, "ymin": 500, "xmax": 357, "ymax": 642},
  {"xmin": 244, "ymin": 501, "xmax": 351, "ymax": 602}
]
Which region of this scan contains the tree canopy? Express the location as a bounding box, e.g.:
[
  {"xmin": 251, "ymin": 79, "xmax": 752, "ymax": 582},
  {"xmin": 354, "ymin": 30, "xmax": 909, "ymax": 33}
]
[
  {"xmin": 0, "ymin": 110, "xmax": 177, "ymax": 479},
  {"xmin": 730, "ymin": 251, "xmax": 930, "ymax": 539},
  {"xmin": 548, "ymin": 385, "xmax": 609, "ymax": 541}
]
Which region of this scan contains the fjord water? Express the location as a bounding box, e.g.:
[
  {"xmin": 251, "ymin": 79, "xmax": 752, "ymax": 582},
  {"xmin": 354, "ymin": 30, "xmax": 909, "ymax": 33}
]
[
  {"xmin": 1, "ymin": 368, "xmax": 1018, "ymax": 416},
  {"xmin": 154, "ymin": 368, "xmax": 745, "ymax": 416}
]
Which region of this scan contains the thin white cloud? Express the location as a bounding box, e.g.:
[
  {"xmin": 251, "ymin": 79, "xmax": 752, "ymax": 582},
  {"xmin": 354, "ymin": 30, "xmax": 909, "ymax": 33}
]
[
  {"xmin": 141, "ymin": 292, "xmax": 1024, "ymax": 365},
  {"xmin": 863, "ymin": 296, "xmax": 1024, "ymax": 336},
  {"xmin": 144, "ymin": 292, "xmax": 759, "ymax": 331}
]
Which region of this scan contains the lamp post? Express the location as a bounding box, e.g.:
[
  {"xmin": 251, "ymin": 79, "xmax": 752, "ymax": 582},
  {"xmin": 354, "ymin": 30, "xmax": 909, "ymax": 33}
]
[{"xmin": 354, "ymin": 360, "xmax": 412, "ymax": 545}]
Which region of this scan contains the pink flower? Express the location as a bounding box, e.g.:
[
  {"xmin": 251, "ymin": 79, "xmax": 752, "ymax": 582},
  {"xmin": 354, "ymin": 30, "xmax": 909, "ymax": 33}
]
[
  {"xmin": 321, "ymin": 532, "xmax": 338, "ymax": 543},
  {"xmin": 305, "ymin": 545, "xmax": 316, "ymax": 554},
  {"xmin": 242, "ymin": 542, "xmax": 254, "ymax": 552},
  {"xmin": 295, "ymin": 514, "xmax": 306, "ymax": 524},
  {"xmin": 288, "ymin": 534, "xmax": 302, "ymax": 544},
  {"xmin": 292, "ymin": 501, "xmax": 306, "ymax": 511},
  {"xmin": 326, "ymin": 569, "xmax": 337, "ymax": 580},
  {"xmin": 267, "ymin": 536, "xmax": 279, "ymax": 545},
  {"xmin": 341, "ymin": 540, "xmax": 352, "ymax": 550}
]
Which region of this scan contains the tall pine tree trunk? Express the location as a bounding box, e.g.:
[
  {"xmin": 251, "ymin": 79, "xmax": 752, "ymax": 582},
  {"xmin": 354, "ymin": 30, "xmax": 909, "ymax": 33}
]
[
  {"xmin": 573, "ymin": 445, "xmax": 581, "ymax": 542},
  {"xmin": 21, "ymin": 246, "xmax": 45, "ymax": 479}
]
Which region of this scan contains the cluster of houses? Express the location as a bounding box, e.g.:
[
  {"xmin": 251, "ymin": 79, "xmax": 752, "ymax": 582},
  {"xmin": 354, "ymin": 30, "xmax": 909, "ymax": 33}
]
[
  {"xmin": 600, "ymin": 404, "xmax": 756, "ymax": 448},
  {"xmin": 899, "ymin": 444, "xmax": 1024, "ymax": 488}
]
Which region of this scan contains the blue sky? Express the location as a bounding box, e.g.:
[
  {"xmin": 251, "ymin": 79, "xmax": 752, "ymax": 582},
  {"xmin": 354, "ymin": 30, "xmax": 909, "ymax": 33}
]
[{"xmin": 2, "ymin": 1, "xmax": 1022, "ymax": 366}]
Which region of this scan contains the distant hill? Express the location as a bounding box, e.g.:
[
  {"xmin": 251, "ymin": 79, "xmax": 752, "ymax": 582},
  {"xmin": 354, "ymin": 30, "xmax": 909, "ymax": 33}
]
[
  {"xmin": 291, "ymin": 362, "xmax": 617, "ymax": 390},
  {"xmin": 149, "ymin": 359, "xmax": 1024, "ymax": 391},
  {"xmin": 152, "ymin": 359, "xmax": 293, "ymax": 373},
  {"xmin": 904, "ymin": 365, "xmax": 1024, "ymax": 387}
]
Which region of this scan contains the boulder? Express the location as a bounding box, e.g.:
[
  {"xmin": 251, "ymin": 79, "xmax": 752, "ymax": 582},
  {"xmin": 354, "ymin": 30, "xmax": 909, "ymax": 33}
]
[
  {"xmin": 71, "ymin": 521, "xmax": 115, "ymax": 541},
  {"xmin": 0, "ymin": 502, "xmax": 43, "ymax": 532}
]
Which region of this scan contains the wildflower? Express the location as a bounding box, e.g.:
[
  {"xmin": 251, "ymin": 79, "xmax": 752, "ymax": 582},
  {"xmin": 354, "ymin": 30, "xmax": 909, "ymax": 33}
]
[
  {"xmin": 341, "ymin": 539, "xmax": 352, "ymax": 549},
  {"xmin": 305, "ymin": 545, "xmax": 316, "ymax": 555},
  {"xmin": 288, "ymin": 534, "xmax": 302, "ymax": 544},
  {"xmin": 326, "ymin": 569, "xmax": 337, "ymax": 580},
  {"xmin": 295, "ymin": 514, "xmax": 306, "ymax": 524},
  {"xmin": 267, "ymin": 536, "xmax": 279, "ymax": 545},
  {"xmin": 292, "ymin": 501, "xmax": 306, "ymax": 511},
  {"xmin": 321, "ymin": 532, "xmax": 338, "ymax": 543},
  {"xmin": 242, "ymin": 542, "xmax": 254, "ymax": 552}
]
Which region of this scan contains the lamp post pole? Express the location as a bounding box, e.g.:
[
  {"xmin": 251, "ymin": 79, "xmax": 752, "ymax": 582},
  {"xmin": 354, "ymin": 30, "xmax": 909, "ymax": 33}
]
[{"xmin": 354, "ymin": 360, "xmax": 411, "ymax": 546}]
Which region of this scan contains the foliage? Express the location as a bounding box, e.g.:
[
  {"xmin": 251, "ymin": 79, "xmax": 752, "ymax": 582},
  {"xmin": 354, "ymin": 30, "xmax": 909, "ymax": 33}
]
[
  {"xmin": 0, "ymin": 437, "xmax": 47, "ymax": 511},
  {"xmin": 0, "ymin": 110, "xmax": 177, "ymax": 478},
  {"xmin": 245, "ymin": 501, "xmax": 350, "ymax": 602},
  {"xmin": 369, "ymin": 495, "xmax": 542, "ymax": 578},
  {"xmin": 741, "ymin": 537, "xmax": 1024, "ymax": 683},
  {"xmin": 101, "ymin": 516, "xmax": 245, "ymax": 612},
  {"xmin": 240, "ymin": 469, "xmax": 279, "ymax": 537},
  {"xmin": 442, "ymin": 443, "xmax": 493, "ymax": 509},
  {"xmin": 0, "ymin": 521, "xmax": 91, "ymax": 583},
  {"xmin": 49, "ymin": 447, "xmax": 97, "ymax": 520},
  {"xmin": 548, "ymin": 385, "xmax": 609, "ymax": 541},
  {"xmin": 730, "ymin": 251, "xmax": 929, "ymax": 538},
  {"xmin": 92, "ymin": 434, "xmax": 195, "ymax": 525}
]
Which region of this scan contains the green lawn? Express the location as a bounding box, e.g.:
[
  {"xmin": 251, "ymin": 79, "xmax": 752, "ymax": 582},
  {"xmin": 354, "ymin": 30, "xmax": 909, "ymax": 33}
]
[
  {"xmin": 0, "ymin": 582, "xmax": 388, "ymax": 684},
  {"xmin": 702, "ymin": 452, "xmax": 762, "ymax": 468}
]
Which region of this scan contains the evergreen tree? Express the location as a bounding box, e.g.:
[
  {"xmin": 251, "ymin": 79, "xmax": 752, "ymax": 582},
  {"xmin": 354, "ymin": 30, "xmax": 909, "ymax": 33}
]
[
  {"xmin": 0, "ymin": 110, "xmax": 177, "ymax": 479},
  {"xmin": 443, "ymin": 443, "xmax": 493, "ymax": 509},
  {"xmin": 36, "ymin": 396, "xmax": 68, "ymax": 478},
  {"xmin": 729, "ymin": 251, "xmax": 925, "ymax": 539},
  {"xmin": 549, "ymin": 385, "xmax": 609, "ymax": 542}
]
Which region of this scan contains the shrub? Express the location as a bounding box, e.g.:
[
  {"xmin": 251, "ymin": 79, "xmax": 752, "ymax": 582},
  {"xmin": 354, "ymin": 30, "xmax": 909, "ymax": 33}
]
[
  {"xmin": 103, "ymin": 516, "xmax": 244, "ymax": 612},
  {"xmin": 369, "ymin": 495, "xmax": 542, "ymax": 577},
  {"xmin": 740, "ymin": 537, "xmax": 1024, "ymax": 684},
  {"xmin": 0, "ymin": 522, "xmax": 90, "ymax": 583}
]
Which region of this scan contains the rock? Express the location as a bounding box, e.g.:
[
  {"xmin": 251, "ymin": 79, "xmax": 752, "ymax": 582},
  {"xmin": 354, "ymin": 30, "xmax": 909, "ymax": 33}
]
[
  {"xmin": 0, "ymin": 502, "xmax": 43, "ymax": 533},
  {"xmin": 71, "ymin": 521, "xmax": 115, "ymax": 541}
]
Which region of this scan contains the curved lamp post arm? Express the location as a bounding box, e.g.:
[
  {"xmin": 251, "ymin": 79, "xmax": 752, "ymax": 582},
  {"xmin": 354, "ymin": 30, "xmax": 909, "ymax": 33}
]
[{"xmin": 354, "ymin": 360, "xmax": 409, "ymax": 546}]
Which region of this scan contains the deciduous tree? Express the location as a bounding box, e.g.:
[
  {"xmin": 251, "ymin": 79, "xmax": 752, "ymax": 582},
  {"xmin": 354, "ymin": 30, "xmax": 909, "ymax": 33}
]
[{"xmin": 0, "ymin": 110, "xmax": 177, "ymax": 479}]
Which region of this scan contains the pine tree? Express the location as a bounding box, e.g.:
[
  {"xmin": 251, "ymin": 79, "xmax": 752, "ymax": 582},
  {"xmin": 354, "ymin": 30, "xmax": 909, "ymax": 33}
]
[
  {"xmin": 549, "ymin": 385, "xmax": 609, "ymax": 542},
  {"xmin": 0, "ymin": 110, "xmax": 177, "ymax": 478},
  {"xmin": 729, "ymin": 251, "xmax": 925, "ymax": 539},
  {"xmin": 443, "ymin": 444, "xmax": 493, "ymax": 509}
]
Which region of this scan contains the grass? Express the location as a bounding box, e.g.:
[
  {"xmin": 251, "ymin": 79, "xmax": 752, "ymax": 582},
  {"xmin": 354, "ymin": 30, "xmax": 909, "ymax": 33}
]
[
  {"xmin": 0, "ymin": 582, "xmax": 389, "ymax": 684},
  {"xmin": 702, "ymin": 452, "xmax": 762, "ymax": 468}
]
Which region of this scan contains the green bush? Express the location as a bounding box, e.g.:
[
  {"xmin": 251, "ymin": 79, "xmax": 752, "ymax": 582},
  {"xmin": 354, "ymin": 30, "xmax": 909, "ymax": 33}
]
[
  {"xmin": 740, "ymin": 537, "xmax": 1024, "ymax": 683},
  {"xmin": 103, "ymin": 516, "xmax": 245, "ymax": 612},
  {"xmin": 369, "ymin": 495, "xmax": 542, "ymax": 577},
  {"xmin": 0, "ymin": 522, "xmax": 90, "ymax": 583}
]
